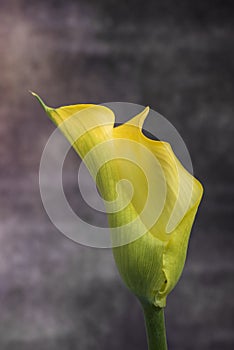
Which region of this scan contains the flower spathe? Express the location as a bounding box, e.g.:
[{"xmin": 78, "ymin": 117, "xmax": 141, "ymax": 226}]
[{"xmin": 34, "ymin": 93, "xmax": 203, "ymax": 307}]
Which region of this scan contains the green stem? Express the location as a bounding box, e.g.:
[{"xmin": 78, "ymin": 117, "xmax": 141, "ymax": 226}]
[{"xmin": 141, "ymin": 301, "xmax": 168, "ymax": 350}]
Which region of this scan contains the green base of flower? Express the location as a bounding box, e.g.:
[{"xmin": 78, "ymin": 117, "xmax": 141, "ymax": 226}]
[{"xmin": 141, "ymin": 301, "xmax": 168, "ymax": 350}]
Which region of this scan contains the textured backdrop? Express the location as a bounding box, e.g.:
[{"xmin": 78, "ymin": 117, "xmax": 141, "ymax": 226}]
[{"xmin": 0, "ymin": 0, "xmax": 234, "ymax": 349}]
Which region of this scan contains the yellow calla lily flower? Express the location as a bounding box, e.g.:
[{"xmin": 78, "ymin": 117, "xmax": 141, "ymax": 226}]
[{"xmin": 33, "ymin": 93, "xmax": 203, "ymax": 309}]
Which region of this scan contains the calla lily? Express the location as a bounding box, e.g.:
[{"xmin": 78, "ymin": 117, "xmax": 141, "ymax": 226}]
[{"xmin": 34, "ymin": 93, "xmax": 203, "ymax": 349}]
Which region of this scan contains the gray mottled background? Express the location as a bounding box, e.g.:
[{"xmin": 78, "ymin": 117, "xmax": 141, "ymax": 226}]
[{"xmin": 0, "ymin": 0, "xmax": 234, "ymax": 349}]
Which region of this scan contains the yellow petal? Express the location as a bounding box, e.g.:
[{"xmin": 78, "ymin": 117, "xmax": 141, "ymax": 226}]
[
  {"xmin": 35, "ymin": 94, "xmax": 203, "ymax": 307},
  {"xmin": 32, "ymin": 92, "xmax": 115, "ymax": 161},
  {"xmin": 111, "ymin": 111, "xmax": 203, "ymax": 306}
]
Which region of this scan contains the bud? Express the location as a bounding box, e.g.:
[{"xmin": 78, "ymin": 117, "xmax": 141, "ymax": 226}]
[{"xmin": 34, "ymin": 93, "xmax": 203, "ymax": 308}]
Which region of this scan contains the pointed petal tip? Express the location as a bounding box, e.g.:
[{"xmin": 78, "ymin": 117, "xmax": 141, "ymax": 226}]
[
  {"xmin": 145, "ymin": 106, "xmax": 150, "ymax": 112},
  {"xmin": 30, "ymin": 92, "xmax": 52, "ymax": 113},
  {"xmin": 142, "ymin": 105, "xmax": 150, "ymax": 115},
  {"xmin": 138, "ymin": 105, "xmax": 150, "ymax": 128},
  {"xmin": 121, "ymin": 105, "xmax": 150, "ymax": 131}
]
